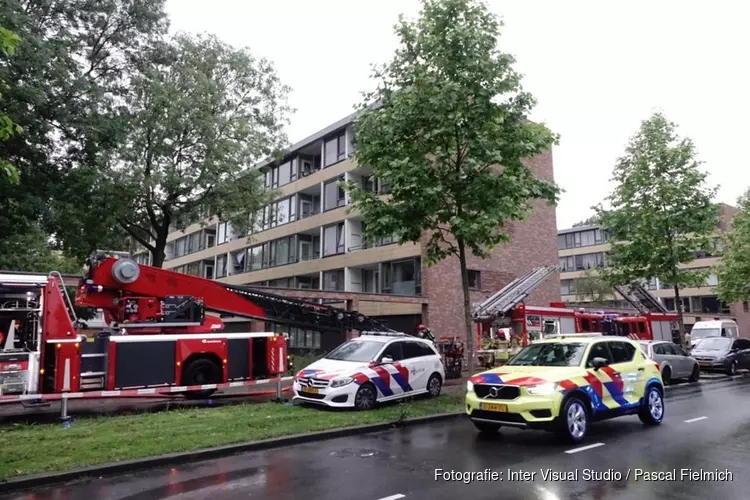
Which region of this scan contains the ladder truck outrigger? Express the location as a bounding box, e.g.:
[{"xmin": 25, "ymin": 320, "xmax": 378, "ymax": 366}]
[{"xmin": 0, "ymin": 253, "xmax": 392, "ymax": 405}]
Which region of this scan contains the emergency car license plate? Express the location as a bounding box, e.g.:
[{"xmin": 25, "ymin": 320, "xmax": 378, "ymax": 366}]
[
  {"xmin": 301, "ymin": 387, "xmax": 319, "ymax": 395},
  {"xmin": 479, "ymin": 403, "xmax": 507, "ymax": 412}
]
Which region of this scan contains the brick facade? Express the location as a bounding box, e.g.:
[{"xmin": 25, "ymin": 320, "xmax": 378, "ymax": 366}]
[{"xmin": 422, "ymin": 150, "xmax": 560, "ymax": 338}]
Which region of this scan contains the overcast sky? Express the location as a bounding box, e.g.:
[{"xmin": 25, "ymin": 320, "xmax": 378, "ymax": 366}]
[{"xmin": 165, "ymin": 0, "xmax": 750, "ymax": 229}]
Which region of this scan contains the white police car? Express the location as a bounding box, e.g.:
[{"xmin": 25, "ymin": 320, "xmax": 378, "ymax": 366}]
[{"xmin": 293, "ymin": 332, "xmax": 445, "ymax": 410}]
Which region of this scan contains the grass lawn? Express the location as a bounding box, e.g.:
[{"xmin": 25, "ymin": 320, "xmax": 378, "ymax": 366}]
[{"xmin": 0, "ymin": 391, "xmax": 464, "ymax": 482}]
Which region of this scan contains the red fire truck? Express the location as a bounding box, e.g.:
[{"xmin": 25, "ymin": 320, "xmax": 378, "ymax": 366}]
[
  {"xmin": 473, "ymin": 266, "xmax": 680, "ymax": 347},
  {"xmin": 0, "ymin": 253, "xmax": 390, "ymax": 402}
]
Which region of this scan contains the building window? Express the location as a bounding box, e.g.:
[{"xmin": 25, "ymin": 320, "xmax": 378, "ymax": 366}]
[
  {"xmin": 286, "ymin": 326, "xmax": 322, "ymax": 349},
  {"xmin": 270, "ymin": 236, "xmax": 295, "ymax": 266},
  {"xmin": 296, "ymin": 275, "xmax": 320, "ymax": 289},
  {"xmin": 268, "ymin": 278, "xmax": 292, "ymax": 288},
  {"xmin": 381, "ymin": 258, "xmax": 421, "ymax": 296},
  {"xmin": 323, "ymin": 177, "xmax": 346, "ymax": 211},
  {"xmin": 362, "ymin": 268, "xmax": 379, "ymax": 293},
  {"xmin": 270, "ymin": 196, "xmax": 296, "ymax": 227},
  {"xmin": 324, "ymin": 132, "xmax": 346, "ymax": 167},
  {"xmin": 298, "ymin": 234, "xmax": 320, "ymax": 261},
  {"xmin": 298, "ymin": 193, "xmax": 321, "ymax": 219},
  {"xmin": 216, "ymin": 254, "xmax": 227, "ymax": 278},
  {"xmin": 298, "ymin": 154, "xmax": 321, "ymax": 177},
  {"xmin": 322, "ymin": 269, "xmax": 345, "ymax": 291},
  {"xmin": 561, "ymin": 279, "xmax": 576, "ymax": 296},
  {"xmin": 744, "ymin": 301, "xmax": 749, "ymax": 313},
  {"xmin": 217, "ymin": 222, "xmax": 233, "ymax": 244},
  {"xmin": 323, "ymin": 223, "xmax": 345, "ymax": 256},
  {"xmin": 229, "ymin": 250, "xmax": 246, "ymax": 275},
  {"xmin": 705, "ymin": 274, "xmax": 719, "ymax": 287},
  {"xmin": 468, "ymin": 270, "xmax": 481, "ymax": 290}
]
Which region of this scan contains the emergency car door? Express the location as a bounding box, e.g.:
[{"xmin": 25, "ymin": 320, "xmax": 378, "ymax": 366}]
[
  {"xmin": 584, "ymin": 342, "xmax": 617, "ymax": 412},
  {"xmin": 605, "ymin": 341, "xmax": 643, "ymax": 408},
  {"xmin": 401, "ymin": 341, "xmax": 433, "ymax": 395},
  {"xmin": 376, "ymin": 341, "xmax": 406, "ymax": 399}
]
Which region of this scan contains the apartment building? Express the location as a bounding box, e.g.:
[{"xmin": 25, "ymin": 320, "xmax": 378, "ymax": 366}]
[
  {"xmin": 557, "ymin": 203, "xmax": 750, "ymax": 332},
  {"xmin": 133, "ymin": 112, "xmax": 561, "ymax": 351}
]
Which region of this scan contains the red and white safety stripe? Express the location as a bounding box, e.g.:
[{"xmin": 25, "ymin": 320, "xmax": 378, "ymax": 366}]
[{"xmin": 0, "ymin": 376, "xmax": 294, "ymax": 404}]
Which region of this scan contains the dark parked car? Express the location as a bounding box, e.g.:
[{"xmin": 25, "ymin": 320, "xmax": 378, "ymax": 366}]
[{"xmin": 691, "ymin": 337, "xmax": 750, "ymax": 376}]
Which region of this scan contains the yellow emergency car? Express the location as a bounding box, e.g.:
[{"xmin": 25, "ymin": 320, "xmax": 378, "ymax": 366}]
[{"xmin": 466, "ymin": 334, "xmax": 665, "ymax": 443}]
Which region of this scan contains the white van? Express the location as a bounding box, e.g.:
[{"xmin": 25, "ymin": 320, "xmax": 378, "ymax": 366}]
[{"xmin": 690, "ymin": 319, "xmax": 740, "ymax": 347}]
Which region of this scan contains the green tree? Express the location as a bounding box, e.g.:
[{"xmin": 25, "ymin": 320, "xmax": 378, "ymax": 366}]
[
  {"xmin": 572, "ymin": 215, "xmax": 600, "ymax": 227},
  {"xmin": 594, "ymin": 112, "xmax": 718, "ymax": 341},
  {"xmin": 0, "ymin": 25, "xmax": 21, "ymax": 183},
  {"xmin": 345, "ymin": 0, "xmax": 561, "ymax": 373},
  {"xmin": 575, "ymin": 269, "xmax": 612, "ymax": 304},
  {"xmin": 99, "ymin": 33, "xmax": 291, "ymax": 267},
  {"xmin": 0, "ymin": 0, "xmax": 168, "ymax": 264},
  {"xmin": 715, "ymin": 190, "xmax": 750, "ymax": 303}
]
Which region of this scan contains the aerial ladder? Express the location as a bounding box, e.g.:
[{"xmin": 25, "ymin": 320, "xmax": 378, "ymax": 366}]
[
  {"xmin": 472, "ymin": 266, "xmax": 560, "ymax": 321},
  {"xmin": 613, "ymin": 282, "xmax": 668, "ymax": 314}
]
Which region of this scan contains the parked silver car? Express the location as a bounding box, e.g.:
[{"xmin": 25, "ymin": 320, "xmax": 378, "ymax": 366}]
[{"xmin": 639, "ymin": 340, "xmax": 700, "ymax": 385}]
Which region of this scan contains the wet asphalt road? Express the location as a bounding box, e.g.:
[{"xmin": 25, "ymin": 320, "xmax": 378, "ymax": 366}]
[{"xmin": 6, "ymin": 376, "xmax": 750, "ymax": 500}]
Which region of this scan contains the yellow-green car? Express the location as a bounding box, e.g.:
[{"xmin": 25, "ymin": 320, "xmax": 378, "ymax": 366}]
[{"xmin": 466, "ymin": 334, "xmax": 665, "ymax": 443}]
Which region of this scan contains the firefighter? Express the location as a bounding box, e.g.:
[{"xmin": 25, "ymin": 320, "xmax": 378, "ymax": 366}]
[{"xmin": 416, "ymin": 323, "xmax": 435, "ymax": 343}]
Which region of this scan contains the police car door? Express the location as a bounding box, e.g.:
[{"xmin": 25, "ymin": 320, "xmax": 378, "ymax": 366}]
[
  {"xmin": 375, "ymin": 340, "xmax": 407, "ymax": 399},
  {"xmin": 401, "ymin": 340, "xmax": 434, "ymax": 394}
]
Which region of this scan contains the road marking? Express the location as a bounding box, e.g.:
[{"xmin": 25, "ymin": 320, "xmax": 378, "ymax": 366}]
[
  {"xmin": 565, "ymin": 442, "xmax": 605, "ymax": 454},
  {"xmin": 684, "ymin": 416, "xmax": 708, "ymax": 423},
  {"xmin": 377, "ymin": 495, "xmax": 406, "ymax": 500}
]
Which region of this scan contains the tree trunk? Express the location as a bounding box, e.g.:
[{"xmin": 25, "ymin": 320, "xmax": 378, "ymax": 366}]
[
  {"xmin": 151, "ymin": 222, "xmax": 171, "ymax": 268},
  {"xmin": 673, "ymin": 284, "xmax": 686, "ymax": 345},
  {"xmin": 457, "ymin": 236, "xmax": 475, "ymax": 375}
]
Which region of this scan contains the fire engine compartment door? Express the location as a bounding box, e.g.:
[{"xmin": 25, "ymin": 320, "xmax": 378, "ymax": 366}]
[
  {"xmin": 652, "ymin": 321, "xmax": 672, "ymax": 341},
  {"xmin": 112, "ymin": 338, "xmax": 176, "ymax": 389},
  {"xmin": 559, "ymin": 316, "xmax": 576, "ymax": 333}
]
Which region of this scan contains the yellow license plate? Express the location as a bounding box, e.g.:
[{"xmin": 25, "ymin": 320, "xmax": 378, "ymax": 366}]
[
  {"xmin": 479, "ymin": 403, "xmax": 507, "ymax": 412},
  {"xmin": 698, "ymin": 362, "xmax": 710, "ymax": 367},
  {"xmin": 301, "ymin": 387, "xmax": 319, "ymax": 395}
]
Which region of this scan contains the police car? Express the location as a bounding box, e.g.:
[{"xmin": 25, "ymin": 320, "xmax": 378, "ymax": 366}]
[
  {"xmin": 466, "ymin": 333, "xmax": 665, "ymax": 443},
  {"xmin": 293, "ymin": 332, "xmax": 445, "ymax": 410}
]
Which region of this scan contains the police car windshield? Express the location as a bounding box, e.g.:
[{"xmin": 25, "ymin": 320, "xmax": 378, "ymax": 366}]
[
  {"xmin": 326, "ymin": 340, "xmax": 383, "ymax": 362},
  {"xmin": 691, "ymin": 328, "xmax": 720, "ymax": 340},
  {"xmin": 506, "ymin": 342, "xmax": 587, "ymax": 367}
]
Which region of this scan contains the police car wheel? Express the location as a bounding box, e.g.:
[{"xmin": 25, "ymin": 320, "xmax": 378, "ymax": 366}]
[
  {"xmin": 354, "ymin": 383, "xmax": 377, "ymax": 411},
  {"xmin": 638, "ymin": 385, "xmax": 664, "ymax": 426},
  {"xmin": 557, "ymin": 397, "xmax": 589, "ymax": 443},
  {"xmin": 427, "ymin": 373, "xmax": 442, "ymax": 397}
]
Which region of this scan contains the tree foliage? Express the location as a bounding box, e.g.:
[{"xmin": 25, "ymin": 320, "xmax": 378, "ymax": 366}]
[
  {"xmin": 96, "ymin": 32, "xmax": 291, "ymax": 267},
  {"xmin": 0, "ymin": 0, "xmax": 169, "ymax": 267},
  {"xmin": 572, "ymin": 215, "xmax": 600, "ymax": 227},
  {"xmin": 345, "ymin": 0, "xmax": 561, "ymax": 372},
  {"xmin": 575, "ymin": 269, "xmax": 612, "ymax": 304},
  {"xmin": 715, "ymin": 190, "xmax": 750, "ymax": 304},
  {"xmin": 0, "ymin": 25, "xmax": 21, "ymax": 183},
  {"xmin": 594, "ymin": 112, "xmax": 718, "ymax": 336}
]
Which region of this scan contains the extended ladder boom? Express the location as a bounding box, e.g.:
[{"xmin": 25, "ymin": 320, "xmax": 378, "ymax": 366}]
[
  {"xmin": 472, "ymin": 265, "xmax": 559, "ymax": 320},
  {"xmin": 613, "ymin": 282, "xmax": 667, "ymax": 314}
]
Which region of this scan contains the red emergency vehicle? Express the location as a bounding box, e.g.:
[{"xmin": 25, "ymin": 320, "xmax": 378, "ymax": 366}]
[
  {"xmin": 0, "ymin": 253, "xmax": 390, "ymax": 402},
  {"xmin": 472, "ymin": 266, "xmax": 680, "ymax": 347}
]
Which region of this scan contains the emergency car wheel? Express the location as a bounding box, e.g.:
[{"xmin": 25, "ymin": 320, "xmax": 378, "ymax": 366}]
[
  {"xmin": 182, "ymin": 358, "xmax": 220, "ymax": 399},
  {"xmin": 638, "ymin": 385, "xmax": 664, "ymax": 426},
  {"xmin": 354, "ymin": 383, "xmax": 377, "ymax": 411},
  {"xmin": 427, "ymin": 373, "xmax": 442, "ymax": 397},
  {"xmin": 472, "ymin": 421, "xmax": 501, "ymax": 434},
  {"xmin": 689, "ymin": 365, "xmax": 700, "ymax": 383},
  {"xmin": 556, "ymin": 396, "xmax": 589, "ymax": 444}
]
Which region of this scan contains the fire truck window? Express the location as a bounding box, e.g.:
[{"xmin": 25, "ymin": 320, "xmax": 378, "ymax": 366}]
[
  {"xmin": 610, "ymin": 342, "xmax": 636, "ymax": 364},
  {"xmin": 581, "ymin": 319, "xmax": 590, "ymax": 332},
  {"xmin": 638, "ymin": 322, "xmax": 646, "ymax": 333},
  {"xmin": 592, "ymin": 320, "xmax": 599, "ymax": 331},
  {"xmin": 620, "ymin": 322, "xmax": 630, "ymax": 335}
]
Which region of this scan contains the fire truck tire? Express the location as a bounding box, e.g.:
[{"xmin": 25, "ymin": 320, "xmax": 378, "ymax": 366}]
[
  {"xmin": 354, "ymin": 383, "xmax": 377, "ymax": 411},
  {"xmin": 181, "ymin": 358, "xmax": 221, "ymax": 399}
]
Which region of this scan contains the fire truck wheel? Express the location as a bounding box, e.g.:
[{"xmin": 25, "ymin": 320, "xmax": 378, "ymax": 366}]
[
  {"xmin": 354, "ymin": 383, "xmax": 377, "ymax": 411},
  {"xmin": 182, "ymin": 358, "xmax": 221, "ymax": 399}
]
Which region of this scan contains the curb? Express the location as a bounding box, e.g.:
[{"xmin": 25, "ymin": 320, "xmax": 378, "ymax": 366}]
[
  {"xmin": 666, "ymin": 373, "xmax": 747, "ymax": 390},
  {"xmin": 0, "ymin": 411, "xmax": 464, "ymax": 494}
]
